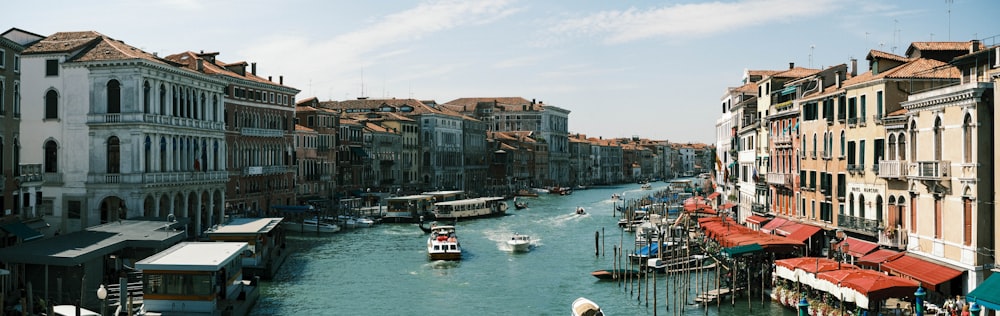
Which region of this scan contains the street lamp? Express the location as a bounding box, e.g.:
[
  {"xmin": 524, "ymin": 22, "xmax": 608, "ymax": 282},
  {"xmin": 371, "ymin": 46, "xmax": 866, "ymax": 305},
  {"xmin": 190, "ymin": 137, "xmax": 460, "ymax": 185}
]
[{"xmin": 96, "ymin": 284, "xmax": 107, "ymax": 316}]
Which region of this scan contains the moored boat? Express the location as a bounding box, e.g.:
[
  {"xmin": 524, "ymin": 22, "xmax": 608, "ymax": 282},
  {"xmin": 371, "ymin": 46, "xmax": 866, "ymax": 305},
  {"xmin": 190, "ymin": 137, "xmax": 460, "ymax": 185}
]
[
  {"xmin": 640, "ymin": 182, "xmax": 652, "ymax": 190},
  {"xmin": 575, "ymin": 207, "xmax": 586, "ymax": 215},
  {"xmin": 427, "ymin": 225, "xmax": 461, "ymax": 260},
  {"xmin": 571, "ymin": 297, "xmax": 605, "ymax": 316},
  {"xmin": 515, "ymin": 189, "xmax": 539, "ymax": 197},
  {"xmin": 590, "ymin": 268, "xmax": 642, "ymax": 280},
  {"xmin": 281, "ymin": 217, "xmax": 341, "ymax": 233},
  {"xmin": 506, "ymin": 233, "xmax": 532, "ymax": 252}
]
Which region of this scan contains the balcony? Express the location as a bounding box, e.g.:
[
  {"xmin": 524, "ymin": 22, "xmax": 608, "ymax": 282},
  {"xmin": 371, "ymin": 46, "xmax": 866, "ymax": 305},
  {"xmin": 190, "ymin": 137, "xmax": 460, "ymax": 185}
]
[
  {"xmin": 871, "ymin": 164, "xmax": 879, "ymax": 175},
  {"xmin": 766, "ymin": 173, "xmax": 793, "ymax": 187},
  {"xmin": 87, "ymin": 113, "xmax": 225, "ymax": 130},
  {"xmin": 847, "ymin": 117, "xmax": 857, "ymax": 127},
  {"xmin": 878, "ymin": 225, "xmax": 907, "ymax": 249},
  {"xmin": 837, "ymin": 214, "xmax": 879, "ymax": 234},
  {"xmin": 872, "ymin": 114, "xmax": 883, "ymax": 125},
  {"xmin": 243, "ymin": 165, "xmax": 292, "ymax": 175},
  {"xmin": 43, "ymin": 173, "xmax": 64, "ymax": 185},
  {"xmin": 773, "ymin": 135, "xmax": 792, "ymax": 147},
  {"xmin": 88, "ymin": 171, "xmax": 229, "ymax": 185},
  {"xmin": 857, "ymin": 115, "xmax": 867, "ymax": 127},
  {"xmin": 957, "ymin": 163, "xmax": 977, "ymax": 181},
  {"xmin": 908, "ymin": 161, "xmax": 950, "ymax": 180},
  {"xmin": 18, "ymin": 164, "xmax": 44, "ymax": 186},
  {"xmin": 241, "ymin": 127, "xmax": 285, "ymax": 137},
  {"xmin": 821, "ymin": 150, "xmax": 831, "ymax": 160},
  {"xmin": 751, "ymin": 202, "xmax": 768, "ymax": 215}
]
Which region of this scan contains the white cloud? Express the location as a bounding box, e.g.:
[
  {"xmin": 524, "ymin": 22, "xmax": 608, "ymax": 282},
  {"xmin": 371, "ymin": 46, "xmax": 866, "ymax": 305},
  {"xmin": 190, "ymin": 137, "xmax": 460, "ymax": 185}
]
[
  {"xmin": 241, "ymin": 0, "xmax": 517, "ymax": 98},
  {"xmin": 546, "ymin": 0, "xmax": 841, "ymax": 44}
]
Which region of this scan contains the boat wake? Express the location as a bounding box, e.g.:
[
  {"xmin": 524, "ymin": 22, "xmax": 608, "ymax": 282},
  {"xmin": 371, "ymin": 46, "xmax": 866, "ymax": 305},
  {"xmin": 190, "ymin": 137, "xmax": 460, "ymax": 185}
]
[{"xmin": 424, "ymin": 260, "xmax": 461, "ymax": 270}]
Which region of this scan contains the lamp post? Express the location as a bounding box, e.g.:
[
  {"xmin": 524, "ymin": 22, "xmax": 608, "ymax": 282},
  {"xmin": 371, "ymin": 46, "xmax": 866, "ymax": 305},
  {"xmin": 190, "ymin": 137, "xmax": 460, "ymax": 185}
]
[
  {"xmin": 798, "ymin": 294, "xmax": 810, "ymax": 316},
  {"xmin": 914, "ymin": 286, "xmax": 926, "ymax": 316},
  {"xmin": 969, "ymin": 302, "xmax": 981, "ymax": 316},
  {"xmin": 96, "ymin": 284, "xmax": 107, "ymax": 316}
]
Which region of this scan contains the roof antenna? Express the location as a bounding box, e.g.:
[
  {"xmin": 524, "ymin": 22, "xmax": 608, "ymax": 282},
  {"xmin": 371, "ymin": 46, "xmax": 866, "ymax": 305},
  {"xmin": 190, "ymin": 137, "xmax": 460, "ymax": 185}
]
[{"xmin": 946, "ymin": 0, "xmax": 953, "ymax": 41}]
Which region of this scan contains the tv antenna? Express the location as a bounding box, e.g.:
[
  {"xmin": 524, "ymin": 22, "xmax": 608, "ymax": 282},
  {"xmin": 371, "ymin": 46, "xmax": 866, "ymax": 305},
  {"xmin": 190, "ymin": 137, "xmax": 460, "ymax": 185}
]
[
  {"xmin": 809, "ymin": 45, "xmax": 815, "ymax": 68},
  {"xmin": 946, "ymin": 0, "xmax": 953, "ymax": 41}
]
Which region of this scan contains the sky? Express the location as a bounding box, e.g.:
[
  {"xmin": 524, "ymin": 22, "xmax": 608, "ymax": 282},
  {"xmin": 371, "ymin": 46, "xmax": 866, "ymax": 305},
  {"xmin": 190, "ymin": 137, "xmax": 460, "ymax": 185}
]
[{"xmin": 6, "ymin": 0, "xmax": 999, "ymax": 144}]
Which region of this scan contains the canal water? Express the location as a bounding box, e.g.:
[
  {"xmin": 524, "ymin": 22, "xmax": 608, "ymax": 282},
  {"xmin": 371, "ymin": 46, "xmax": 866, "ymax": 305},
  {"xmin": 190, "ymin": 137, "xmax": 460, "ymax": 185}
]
[{"xmin": 250, "ymin": 182, "xmax": 796, "ymax": 315}]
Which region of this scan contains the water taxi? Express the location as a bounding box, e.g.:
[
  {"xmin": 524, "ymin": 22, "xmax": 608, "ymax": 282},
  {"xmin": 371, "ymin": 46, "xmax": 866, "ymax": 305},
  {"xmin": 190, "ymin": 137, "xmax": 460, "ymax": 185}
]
[
  {"xmin": 432, "ymin": 197, "xmax": 508, "ymax": 220},
  {"xmin": 506, "ymin": 233, "xmax": 532, "ymax": 252},
  {"xmin": 427, "ymin": 225, "xmax": 461, "ymax": 260}
]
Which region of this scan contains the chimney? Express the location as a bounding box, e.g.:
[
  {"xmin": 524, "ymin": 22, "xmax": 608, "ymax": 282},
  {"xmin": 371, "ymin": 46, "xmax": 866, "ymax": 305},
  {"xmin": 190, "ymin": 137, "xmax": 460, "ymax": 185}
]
[
  {"xmin": 835, "ymin": 71, "xmax": 841, "ymax": 89},
  {"xmin": 196, "ymin": 58, "xmax": 203, "ymax": 72},
  {"xmin": 817, "ymin": 76, "xmax": 824, "ymax": 93},
  {"xmin": 531, "ymin": 99, "xmax": 536, "ymax": 105},
  {"xmin": 789, "ymin": 62, "xmax": 795, "ymax": 70},
  {"xmin": 279, "ymin": 75, "xmax": 284, "ymax": 85},
  {"xmin": 850, "ymin": 58, "xmax": 857, "ymax": 77},
  {"xmin": 268, "ymin": 76, "xmax": 272, "ymax": 82},
  {"xmin": 970, "ymin": 40, "xmax": 981, "ymax": 53},
  {"xmin": 251, "ymin": 62, "xmax": 257, "ymax": 76}
]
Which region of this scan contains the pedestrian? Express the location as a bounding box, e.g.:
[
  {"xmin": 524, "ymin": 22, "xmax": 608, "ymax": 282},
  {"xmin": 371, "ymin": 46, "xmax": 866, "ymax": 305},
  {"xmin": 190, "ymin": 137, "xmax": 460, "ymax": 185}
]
[{"xmin": 894, "ymin": 303, "xmax": 903, "ymax": 316}]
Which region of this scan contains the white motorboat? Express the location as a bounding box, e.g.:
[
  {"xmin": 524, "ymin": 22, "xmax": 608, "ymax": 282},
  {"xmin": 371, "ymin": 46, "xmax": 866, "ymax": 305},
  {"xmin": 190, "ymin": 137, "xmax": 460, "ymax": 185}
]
[
  {"xmin": 427, "ymin": 225, "xmax": 462, "ymax": 260},
  {"xmin": 571, "ymin": 297, "xmax": 605, "ymax": 316},
  {"xmin": 576, "ymin": 207, "xmax": 586, "ymax": 215},
  {"xmin": 640, "ymin": 182, "xmax": 652, "ymax": 190},
  {"xmin": 281, "ymin": 217, "xmax": 341, "ymax": 233},
  {"xmin": 506, "ymin": 233, "xmax": 532, "ymax": 252}
]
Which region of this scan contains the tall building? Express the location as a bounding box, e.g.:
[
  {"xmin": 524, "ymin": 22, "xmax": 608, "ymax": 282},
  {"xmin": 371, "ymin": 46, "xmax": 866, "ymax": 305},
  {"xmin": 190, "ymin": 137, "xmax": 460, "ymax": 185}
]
[
  {"xmin": 20, "ymin": 31, "xmax": 228, "ymax": 234},
  {"xmin": 164, "ymin": 51, "xmax": 300, "ymax": 217},
  {"xmin": 0, "ymin": 29, "xmax": 31, "ymax": 223}
]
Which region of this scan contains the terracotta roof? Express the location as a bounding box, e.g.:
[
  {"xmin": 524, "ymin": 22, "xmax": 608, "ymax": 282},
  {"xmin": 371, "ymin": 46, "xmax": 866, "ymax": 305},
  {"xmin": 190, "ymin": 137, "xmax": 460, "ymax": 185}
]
[
  {"xmin": 770, "ymin": 67, "xmax": 822, "ymax": 79},
  {"xmin": 24, "ymin": 31, "xmax": 173, "ymax": 68},
  {"xmin": 295, "ymin": 124, "xmax": 315, "ymax": 132},
  {"xmin": 364, "ymin": 122, "xmax": 393, "ymax": 133},
  {"xmin": 747, "ymin": 70, "xmax": 781, "ymax": 78},
  {"xmin": 163, "ymin": 51, "xmax": 295, "ymax": 89},
  {"xmin": 886, "ymin": 108, "xmax": 908, "ymax": 116},
  {"xmin": 867, "ymin": 49, "xmax": 909, "ymax": 63},
  {"xmin": 443, "ymin": 97, "xmax": 533, "ymax": 108},
  {"xmin": 905, "ymin": 41, "xmax": 971, "ymax": 56},
  {"xmin": 881, "ymin": 58, "xmax": 958, "ymax": 79}
]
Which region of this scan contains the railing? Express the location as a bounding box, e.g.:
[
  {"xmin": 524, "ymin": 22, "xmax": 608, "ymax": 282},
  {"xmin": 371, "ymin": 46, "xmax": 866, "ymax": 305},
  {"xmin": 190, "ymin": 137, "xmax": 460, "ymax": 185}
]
[
  {"xmin": 838, "ymin": 214, "xmax": 879, "ymax": 234},
  {"xmin": 958, "ymin": 163, "xmax": 977, "ymax": 180},
  {"xmin": 87, "ymin": 113, "xmax": 225, "ymax": 130},
  {"xmin": 766, "ymin": 173, "xmax": 793, "ymax": 187},
  {"xmin": 847, "ymin": 117, "xmax": 857, "ymax": 127},
  {"xmin": 18, "ymin": 164, "xmax": 44, "ymax": 184},
  {"xmin": 43, "ymin": 173, "xmax": 64, "ymax": 185},
  {"xmin": 878, "ymin": 225, "xmax": 907, "ymax": 249},
  {"xmin": 773, "ymin": 135, "xmax": 792, "ymax": 146},
  {"xmin": 871, "ymin": 164, "xmax": 880, "ymax": 175},
  {"xmin": 821, "ymin": 151, "xmax": 831, "ymax": 160},
  {"xmin": 873, "ymin": 115, "xmax": 883, "ymax": 125},
  {"xmin": 878, "ymin": 160, "xmax": 906, "ymax": 179},
  {"xmin": 241, "ymin": 127, "xmax": 285, "ymax": 137},
  {"xmin": 88, "ymin": 171, "xmax": 230, "ymax": 184},
  {"xmin": 243, "ymin": 165, "xmax": 291, "ymax": 175},
  {"xmin": 909, "ymin": 161, "xmax": 950, "ymax": 179},
  {"xmin": 857, "ymin": 115, "xmax": 867, "ymax": 127},
  {"xmin": 751, "ymin": 202, "xmax": 768, "ymax": 215}
]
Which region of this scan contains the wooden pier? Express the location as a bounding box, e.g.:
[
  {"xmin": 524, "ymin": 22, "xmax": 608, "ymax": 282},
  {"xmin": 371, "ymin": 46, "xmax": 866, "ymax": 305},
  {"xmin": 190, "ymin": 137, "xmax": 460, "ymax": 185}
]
[{"xmin": 694, "ymin": 287, "xmax": 743, "ymax": 304}]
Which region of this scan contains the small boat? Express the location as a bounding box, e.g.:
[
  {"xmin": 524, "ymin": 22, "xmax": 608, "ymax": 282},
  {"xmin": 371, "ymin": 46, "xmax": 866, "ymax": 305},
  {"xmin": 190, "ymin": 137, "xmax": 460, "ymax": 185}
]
[
  {"xmin": 571, "ymin": 297, "xmax": 605, "ymax": 316},
  {"xmin": 575, "ymin": 207, "xmax": 586, "ymax": 215},
  {"xmin": 427, "ymin": 225, "xmax": 461, "ymax": 260},
  {"xmin": 507, "ymin": 233, "xmax": 532, "ymax": 252},
  {"xmin": 532, "ymin": 187, "xmax": 550, "ymax": 194},
  {"xmin": 590, "ymin": 268, "xmax": 642, "ymax": 280},
  {"xmin": 640, "ymin": 182, "xmax": 652, "ymax": 190},
  {"xmin": 281, "ymin": 217, "xmax": 341, "ymax": 233},
  {"xmin": 515, "ymin": 189, "xmax": 539, "ymax": 197},
  {"xmin": 646, "ymin": 255, "xmax": 707, "ymax": 273},
  {"xmin": 550, "ymin": 186, "xmax": 573, "ymax": 195},
  {"xmin": 514, "ymin": 198, "xmax": 528, "ymax": 210},
  {"xmin": 610, "ymin": 193, "xmax": 621, "ymax": 201}
]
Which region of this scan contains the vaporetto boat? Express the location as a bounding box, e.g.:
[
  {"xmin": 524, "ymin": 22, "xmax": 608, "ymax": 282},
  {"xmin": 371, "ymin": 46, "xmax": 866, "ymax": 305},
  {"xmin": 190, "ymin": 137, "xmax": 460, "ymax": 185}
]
[
  {"xmin": 427, "ymin": 225, "xmax": 461, "ymax": 260},
  {"xmin": 431, "ymin": 196, "xmax": 508, "ymax": 220}
]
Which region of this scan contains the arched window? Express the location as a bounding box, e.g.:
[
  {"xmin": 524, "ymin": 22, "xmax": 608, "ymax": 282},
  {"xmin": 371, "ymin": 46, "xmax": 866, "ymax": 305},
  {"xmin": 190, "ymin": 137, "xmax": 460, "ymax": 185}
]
[
  {"xmin": 858, "ymin": 194, "xmax": 866, "ymax": 218},
  {"xmin": 44, "ymin": 90, "xmax": 58, "ymax": 119},
  {"xmin": 848, "ymin": 193, "xmax": 855, "ymax": 216},
  {"xmin": 963, "ymin": 114, "xmax": 973, "ymax": 163},
  {"xmin": 933, "ymin": 117, "xmax": 942, "ymax": 161},
  {"xmin": 143, "ymin": 81, "xmax": 151, "ymax": 113},
  {"xmin": 144, "ymin": 136, "xmax": 151, "ymax": 172},
  {"xmin": 812, "ymin": 133, "xmax": 817, "ymax": 158},
  {"xmin": 888, "ymin": 134, "xmax": 897, "ymax": 160},
  {"xmin": 910, "ymin": 121, "xmax": 917, "ymax": 161},
  {"xmin": 44, "ymin": 140, "xmax": 58, "ymax": 173},
  {"xmin": 876, "ymin": 195, "xmax": 883, "ymax": 224},
  {"xmin": 160, "ymin": 137, "xmax": 167, "ymax": 172},
  {"xmin": 898, "ymin": 133, "xmax": 907, "ymax": 161},
  {"xmin": 159, "ymin": 84, "xmax": 167, "ymax": 115},
  {"xmin": 107, "ymin": 136, "xmax": 120, "ymax": 174},
  {"xmin": 107, "ymin": 80, "xmax": 121, "ymax": 113},
  {"xmin": 839, "ymin": 130, "xmax": 845, "ymax": 158}
]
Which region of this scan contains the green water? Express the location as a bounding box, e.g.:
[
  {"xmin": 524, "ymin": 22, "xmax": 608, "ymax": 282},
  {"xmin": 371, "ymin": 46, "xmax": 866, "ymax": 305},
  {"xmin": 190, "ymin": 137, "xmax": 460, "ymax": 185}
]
[{"xmin": 250, "ymin": 182, "xmax": 797, "ymax": 315}]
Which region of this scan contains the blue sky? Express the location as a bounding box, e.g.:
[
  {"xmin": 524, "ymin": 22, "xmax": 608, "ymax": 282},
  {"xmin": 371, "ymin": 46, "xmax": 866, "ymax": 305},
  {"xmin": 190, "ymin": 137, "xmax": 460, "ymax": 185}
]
[{"xmin": 6, "ymin": 0, "xmax": 999, "ymax": 143}]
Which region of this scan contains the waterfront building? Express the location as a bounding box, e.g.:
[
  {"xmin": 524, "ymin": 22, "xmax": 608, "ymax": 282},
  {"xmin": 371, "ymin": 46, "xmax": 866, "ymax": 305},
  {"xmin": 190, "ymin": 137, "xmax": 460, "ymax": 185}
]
[
  {"xmin": 894, "ymin": 41, "xmax": 994, "ymax": 298},
  {"xmin": 1, "ymin": 28, "xmax": 47, "ymax": 237},
  {"xmin": 362, "ymin": 121, "xmax": 402, "ymax": 191},
  {"xmin": 593, "ymin": 137, "xmax": 623, "ymax": 185},
  {"xmin": 164, "ymin": 52, "xmax": 300, "ymax": 220},
  {"xmin": 457, "ymin": 112, "xmax": 489, "ymax": 194},
  {"xmin": 337, "ymin": 117, "xmax": 367, "ymax": 195},
  {"xmin": 720, "ymin": 69, "xmax": 770, "ymax": 224},
  {"xmin": 293, "ymin": 98, "xmax": 339, "ymax": 208},
  {"xmin": 18, "ymin": 31, "xmax": 227, "ymax": 235},
  {"xmin": 489, "ymin": 131, "xmax": 537, "ymax": 190},
  {"xmin": 347, "ymin": 110, "xmax": 419, "ymax": 192},
  {"xmin": 567, "ymin": 134, "xmax": 595, "ymax": 186},
  {"xmin": 761, "ymin": 64, "xmax": 820, "ymax": 219},
  {"xmin": 442, "ymin": 97, "xmax": 571, "ymax": 187}
]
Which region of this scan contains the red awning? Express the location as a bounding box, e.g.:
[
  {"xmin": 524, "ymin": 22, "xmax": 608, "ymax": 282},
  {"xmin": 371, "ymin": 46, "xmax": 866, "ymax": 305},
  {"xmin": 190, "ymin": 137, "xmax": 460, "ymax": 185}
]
[
  {"xmin": 833, "ymin": 237, "xmax": 880, "ymax": 258},
  {"xmin": 858, "ymin": 249, "xmax": 903, "ymax": 268},
  {"xmin": 719, "ymin": 202, "xmax": 736, "ymax": 210},
  {"xmin": 882, "ymin": 254, "xmax": 964, "ymax": 291},
  {"xmin": 760, "ymin": 217, "xmax": 788, "ymax": 234},
  {"xmin": 707, "ymin": 192, "xmax": 721, "ymax": 200},
  {"xmin": 785, "ymin": 224, "xmax": 823, "ymax": 243},
  {"xmin": 745, "ymin": 215, "xmax": 771, "ymax": 225}
]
